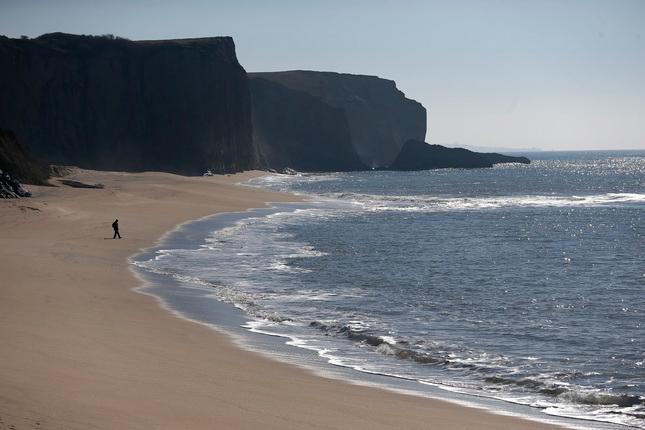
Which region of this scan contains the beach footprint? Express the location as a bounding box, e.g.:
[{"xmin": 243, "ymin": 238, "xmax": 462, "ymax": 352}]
[{"xmin": 0, "ymin": 413, "xmax": 42, "ymax": 430}]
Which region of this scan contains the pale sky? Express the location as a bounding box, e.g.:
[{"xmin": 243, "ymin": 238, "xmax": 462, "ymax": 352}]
[{"xmin": 2, "ymin": 0, "xmax": 644, "ymax": 150}]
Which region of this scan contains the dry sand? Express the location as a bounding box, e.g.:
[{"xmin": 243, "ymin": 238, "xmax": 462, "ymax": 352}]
[{"xmin": 0, "ymin": 169, "xmax": 565, "ymax": 429}]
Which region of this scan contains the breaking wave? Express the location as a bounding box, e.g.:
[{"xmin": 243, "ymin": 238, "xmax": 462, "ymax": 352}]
[
  {"xmin": 140, "ymin": 154, "xmax": 645, "ymax": 429},
  {"xmin": 324, "ymin": 192, "xmax": 645, "ymax": 213}
]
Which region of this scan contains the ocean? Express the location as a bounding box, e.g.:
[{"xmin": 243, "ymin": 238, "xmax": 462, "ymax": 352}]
[{"xmin": 133, "ymin": 150, "xmax": 644, "ymax": 429}]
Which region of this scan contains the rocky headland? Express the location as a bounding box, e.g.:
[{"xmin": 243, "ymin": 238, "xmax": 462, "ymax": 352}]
[
  {"xmin": 1, "ymin": 33, "xmax": 530, "ymax": 177},
  {"xmin": 387, "ymin": 140, "xmax": 530, "ymax": 170},
  {"xmin": 251, "ymin": 71, "xmax": 427, "ymax": 168}
]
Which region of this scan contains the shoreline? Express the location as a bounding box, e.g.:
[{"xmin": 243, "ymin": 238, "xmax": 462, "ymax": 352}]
[
  {"xmin": 1, "ymin": 168, "xmax": 570, "ymax": 429},
  {"xmin": 131, "ymin": 193, "xmax": 627, "ymax": 430}
]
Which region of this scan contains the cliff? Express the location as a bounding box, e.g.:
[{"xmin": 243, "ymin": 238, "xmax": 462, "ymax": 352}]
[
  {"xmin": 1, "ymin": 33, "xmax": 528, "ymax": 175},
  {"xmin": 0, "ymin": 129, "xmax": 49, "ymax": 185},
  {"xmin": 0, "ymin": 33, "xmax": 254, "ymax": 174},
  {"xmin": 250, "ymin": 71, "xmax": 426, "ymax": 168},
  {"xmin": 387, "ymin": 140, "xmax": 530, "ymax": 170},
  {"xmin": 249, "ymin": 77, "xmax": 366, "ymax": 172}
]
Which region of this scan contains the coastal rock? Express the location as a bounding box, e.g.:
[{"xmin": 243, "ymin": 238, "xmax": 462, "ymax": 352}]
[
  {"xmin": 0, "ymin": 128, "xmax": 48, "ymax": 197},
  {"xmin": 386, "ymin": 140, "xmax": 531, "ymax": 170},
  {"xmin": 58, "ymin": 179, "xmax": 104, "ymax": 189},
  {"xmin": 0, "ymin": 169, "xmax": 31, "ymax": 198},
  {"xmin": 250, "ymin": 71, "xmax": 426, "ymax": 168},
  {"xmin": 0, "ymin": 33, "xmax": 254, "ymax": 175},
  {"xmin": 250, "ymin": 77, "xmax": 366, "ymax": 172},
  {"xmin": 480, "ymin": 152, "xmax": 531, "ymax": 166},
  {"xmin": 0, "ymin": 129, "xmax": 49, "ymax": 185}
]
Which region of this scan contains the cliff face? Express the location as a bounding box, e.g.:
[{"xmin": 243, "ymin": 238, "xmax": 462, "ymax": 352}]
[
  {"xmin": 250, "ymin": 71, "xmax": 426, "ymax": 168},
  {"xmin": 250, "ymin": 77, "xmax": 365, "ymax": 172},
  {"xmin": 0, "ymin": 33, "xmax": 254, "ymax": 174},
  {"xmin": 0, "ymin": 129, "xmax": 49, "ymax": 185},
  {"xmin": 387, "ymin": 140, "xmax": 530, "ymax": 170},
  {"xmin": 1, "ymin": 34, "xmax": 528, "ymax": 175}
]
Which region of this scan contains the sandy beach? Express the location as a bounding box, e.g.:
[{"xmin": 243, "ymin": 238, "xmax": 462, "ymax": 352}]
[{"xmin": 0, "ymin": 169, "xmax": 565, "ymax": 430}]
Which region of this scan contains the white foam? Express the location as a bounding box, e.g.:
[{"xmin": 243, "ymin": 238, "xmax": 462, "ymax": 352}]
[
  {"xmin": 324, "ymin": 191, "xmax": 645, "ymax": 213},
  {"xmin": 131, "ymin": 171, "xmax": 645, "ymax": 430}
]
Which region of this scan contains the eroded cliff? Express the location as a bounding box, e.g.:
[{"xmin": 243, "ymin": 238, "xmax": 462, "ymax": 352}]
[
  {"xmin": 250, "ymin": 77, "xmax": 366, "ymax": 172},
  {"xmin": 250, "ymin": 71, "xmax": 426, "ymax": 168},
  {"xmin": 1, "ymin": 34, "xmax": 529, "ymax": 175},
  {"xmin": 0, "ymin": 33, "xmax": 254, "ymax": 174}
]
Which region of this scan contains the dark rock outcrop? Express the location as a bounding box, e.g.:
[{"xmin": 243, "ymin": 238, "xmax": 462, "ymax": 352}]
[
  {"xmin": 387, "ymin": 140, "xmax": 530, "ymax": 171},
  {"xmin": 0, "ymin": 129, "xmax": 49, "ymax": 186},
  {"xmin": 0, "ymin": 33, "xmax": 254, "ymax": 175},
  {"xmin": 480, "ymin": 151, "xmax": 531, "ymax": 167},
  {"xmin": 250, "ymin": 71, "xmax": 426, "ymax": 168},
  {"xmin": 249, "ymin": 77, "xmax": 366, "ymax": 172},
  {"xmin": 0, "ymin": 169, "xmax": 31, "ymax": 198},
  {"xmin": 58, "ymin": 180, "xmax": 104, "ymax": 189}
]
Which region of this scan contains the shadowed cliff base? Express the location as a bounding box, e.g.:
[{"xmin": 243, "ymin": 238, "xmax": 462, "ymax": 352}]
[
  {"xmin": 0, "ymin": 33, "xmax": 254, "ymax": 175},
  {"xmin": 0, "ymin": 129, "xmax": 49, "ymax": 185},
  {"xmin": 0, "ymin": 129, "xmax": 50, "ymax": 198}
]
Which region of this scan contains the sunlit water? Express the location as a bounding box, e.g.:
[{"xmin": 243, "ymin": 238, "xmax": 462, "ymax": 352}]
[{"xmin": 136, "ymin": 151, "xmax": 644, "ymax": 428}]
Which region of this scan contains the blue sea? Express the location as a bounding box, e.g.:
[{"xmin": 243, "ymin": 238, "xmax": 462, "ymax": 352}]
[{"xmin": 134, "ymin": 150, "xmax": 644, "ymax": 428}]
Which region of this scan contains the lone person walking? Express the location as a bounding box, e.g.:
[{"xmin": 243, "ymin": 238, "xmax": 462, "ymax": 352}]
[{"xmin": 112, "ymin": 219, "xmax": 121, "ymax": 239}]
